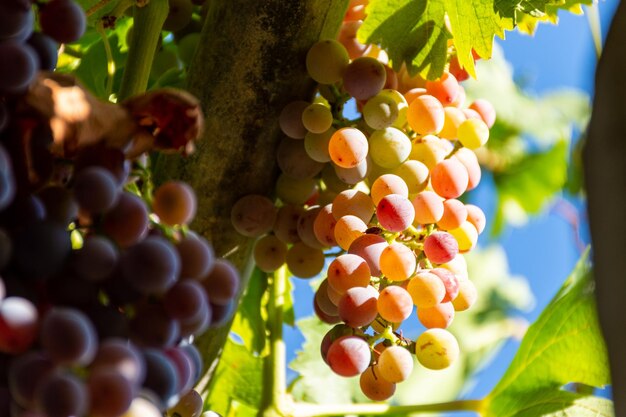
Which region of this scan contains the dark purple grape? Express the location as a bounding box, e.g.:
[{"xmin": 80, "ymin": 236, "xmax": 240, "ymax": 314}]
[
  {"xmin": 0, "ymin": 6, "xmax": 33, "ymax": 41},
  {"xmin": 27, "ymin": 32, "xmax": 58, "ymax": 71},
  {"xmin": 180, "ymin": 343, "xmax": 202, "ymax": 384},
  {"xmin": 209, "ymin": 300, "xmax": 235, "ymax": 328},
  {"xmin": 13, "ymin": 220, "xmax": 71, "ymax": 279},
  {"xmin": 71, "ymin": 235, "xmax": 118, "ymax": 282},
  {"xmin": 176, "ymin": 233, "xmax": 215, "ymax": 280},
  {"xmin": 91, "ymin": 339, "xmax": 145, "ymax": 387},
  {"xmin": 74, "ymin": 145, "xmax": 129, "ymax": 185},
  {"xmin": 8, "ymin": 351, "xmax": 56, "ymax": 409},
  {"xmin": 88, "ymin": 369, "xmax": 134, "ymax": 417},
  {"xmin": 40, "ymin": 307, "xmax": 98, "ymax": 366},
  {"xmin": 164, "ymin": 346, "xmax": 194, "ymax": 394},
  {"xmin": 142, "ymin": 349, "xmax": 179, "ymax": 408},
  {"xmin": 35, "ymin": 371, "xmax": 88, "ymax": 417},
  {"xmin": 130, "ymin": 302, "xmax": 180, "ymax": 348},
  {"xmin": 164, "ymin": 280, "xmax": 209, "ymax": 324},
  {"xmin": 201, "ymin": 259, "xmax": 240, "ymax": 305},
  {"xmin": 0, "ymin": 297, "xmax": 38, "ymax": 354},
  {"xmin": 38, "ymin": 0, "xmax": 86, "ymax": 44},
  {"xmin": 0, "ymin": 41, "xmax": 38, "ymax": 94},
  {"xmin": 122, "ymin": 236, "xmax": 181, "ymax": 295},
  {"xmin": 102, "ymin": 193, "xmax": 149, "ymax": 248},
  {"xmin": 36, "ymin": 186, "xmax": 78, "ymax": 225},
  {"xmin": 73, "ymin": 167, "xmax": 120, "ymax": 214}
]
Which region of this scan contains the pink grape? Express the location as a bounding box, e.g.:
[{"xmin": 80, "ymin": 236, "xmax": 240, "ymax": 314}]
[
  {"xmin": 376, "ymin": 194, "xmax": 415, "ymax": 232},
  {"xmin": 327, "ymin": 335, "xmax": 371, "ymax": 377},
  {"xmin": 430, "ymin": 268, "xmax": 460, "ymax": 302},
  {"xmin": 338, "ymin": 286, "xmax": 379, "ymax": 328},
  {"xmin": 342, "ymin": 57, "xmax": 387, "ymax": 100},
  {"xmin": 412, "ymin": 191, "xmax": 444, "ymax": 225},
  {"xmin": 329, "ymin": 128, "xmax": 369, "ymax": 168},
  {"xmin": 348, "ymin": 233, "xmax": 388, "ymax": 277},
  {"xmin": 469, "ymin": 98, "xmax": 496, "ymax": 128},
  {"xmin": 423, "ymin": 231, "xmax": 459, "ymax": 264},
  {"xmin": 454, "ymin": 147, "xmax": 481, "ymax": 190},
  {"xmin": 231, "ymin": 194, "xmax": 277, "ymax": 237}
]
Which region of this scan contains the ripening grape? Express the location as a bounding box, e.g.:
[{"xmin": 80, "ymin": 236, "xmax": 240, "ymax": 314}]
[
  {"xmin": 313, "ymin": 204, "xmax": 337, "ymax": 247},
  {"xmin": 297, "ymin": 206, "xmax": 324, "ymax": 249},
  {"xmin": 451, "ymin": 85, "xmax": 466, "ymax": 108},
  {"xmin": 102, "ymin": 193, "xmax": 149, "ymax": 248},
  {"xmin": 327, "ymin": 335, "xmax": 371, "ymax": 377},
  {"xmin": 359, "ymin": 366, "xmax": 396, "ymax": 401},
  {"xmin": 378, "ymin": 89, "xmax": 409, "ymax": 128},
  {"xmin": 377, "ymin": 345, "xmax": 414, "ymax": 383},
  {"xmin": 392, "ymin": 160, "xmax": 429, "ymax": 195},
  {"xmin": 377, "ymin": 194, "xmax": 415, "ymax": 232},
  {"xmin": 338, "ymin": 286, "xmax": 379, "ymax": 328},
  {"xmin": 363, "ymin": 94, "xmax": 399, "ymax": 130},
  {"xmin": 304, "ymin": 128, "xmax": 335, "ymax": 163},
  {"xmin": 277, "ymin": 137, "xmax": 324, "ymax": 179},
  {"xmin": 448, "ymin": 221, "xmax": 479, "ymax": 252},
  {"xmin": 406, "ymin": 272, "xmax": 446, "ymax": 308},
  {"xmin": 332, "ymin": 189, "xmax": 375, "ymax": 223},
  {"xmin": 417, "ymin": 302, "xmax": 455, "ymax": 328},
  {"xmin": 439, "ymin": 107, "xmax": 466, "ymax": 140},
  {"xmin": 314, "ymin": 299, "xmax": 341, "ymax": 325},
  {"xmin": 457, "ymin": 118, "xmax": 489, "ymax": 149},
  {"xmin": 404, "ymin": 87, "xmax": 427, "ymax": 105},
  {"xmin": 176, "ymin": 233, "xmax": 215, "ymax": 280},
  {"xmin": 463, "ymin": 108, "xmax": 482, "ymax": 120},
  {"xmin": 35, "ymin": 371, "xmax": 88, "ymax": 417},
  {"xmin": 415, "ymin": 328, "xmax": 459, "ymax": 370},
  {"xmin": 73, "ymin": 167, "xmax": 120, "ymax": 214},
  {"xmin": 315, "ymin": 280, "xmax": 339, "ymax": 316},
  {"xmin": 348, "ymin": 234, "xmax": 388, "ymax": 277},
  {"xmin": 368, "ymin": 127, "xmax": 411, "ymax": 169},
  {"xmin": 430, "ymin": 268, "xmax": 460, "ymax": 302},
  {"xmin": 425, "ymin": 71, "xmax": 459, "ymax": 105},
  {"xmin": 407, "ymin": 95, "xmax": 445, "ymax": 135},
  {"xmin": 153, "ymin": 181, "xmax": 197, "ymax": 226},
  {"xmin": 274, "ymin": 204, "xmax": 305, "ymax": 244},
  {"xmin": 275, "ymin": 174, "xmax": 317, "ymax": 205},
  {"xmin": 329, "ymin": 127, "xmax": 369, "ymax": 168},
  {"xmin": 431, "ymin": 158, "xmax": 469, "ymax": 199},
  {"xmin": 302, "ymin": 103, "xmax": 333, "ymax": 133},
  {"xmin": 327, "ymin": 253, "xmax": 371, "ymax": 294},
  {"xmin": 469, "ymin": 99, "xmax": 496, "ymax": 128},
  {"xmin": 448, "ymin": 54, "xmax": 469, "ymax": 82},
  {"xmin": 465, "ymin": 204, "xmax": 486, "ymax": 234},
  {"xmin": 279, "ymin": 101, "xmax": 309, "ymax": 139},
  {"xmin": 437, "ymin": 199, "xmax": 468, "ymax": 231},
  {"xmin": 333, "ymin": 157, "xmax": 370, "ymax": 185},
  {"xmin": 452, "ymin": 280, "xmax": 478, "ymax": 311},
  {"xmin": 343, "ymin": 57, "xmax": 387, "ymax": 100},
  {"xmin": 412, "ymin": 191, "xmax": 444, "ymax": 225},
  {"xmin": 423, "ymin": 231, "xmax": 459, "ymax": 264},
  {"xmin": 377, "ymin": 285, "xmax": 413, "ymax": 323},
  {"xmin": 286, "ymin": 242, "xmax": 325, "ymax": 278},
  {"xmin": 409, "ymin": 135, "xmax": 449, "ymax": 170},
  {"xmin": 0, "ymin": 297, "xmax": 38, "ymax": 354},
  {"xmin": 40, "ymin": 307, "xmax": 98, "ymax": 366},
  {"xmin": 306, "ymin": 39, "xmax": 350, "ymax": 84},
  {"xmin": 254, "ymin": 235, "xmax": 287, "ymax": 272},
  {"xmin": 379, "ymin": 243, "xmax": 416, "ymax": 281},
  {"xmin": 321, "ymin": 164, "xmax": 349, "ymax": 193},
  {"xmin": 202, "ymin": 259, "xmax": 240, "ymax": 304},
  {"xmin": 371, "ymin": 174, "xmax": 409, "ymax": 205},
  {"xmin": 122, "ymin": 237, "xmax": 181, "ymax": 296},
  {"xmin": 88, "ymin": 369, "xmax": 134, "ymax": 417},
  {"xmin": 232, "ymin": 194, "xmax": 277, "ymax": 238},
  {"xmin": 453, "ymin": 147, "xmax": 481, "ymax": 190},
  {"xmin": 165, "ymin": 346, "xmax": 195, "ymax": 393},
  {"xmin": 334, "ymin": 215, "xmax": 367, "ymax": 250}
]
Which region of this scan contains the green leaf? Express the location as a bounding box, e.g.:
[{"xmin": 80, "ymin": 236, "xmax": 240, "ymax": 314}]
[
  {"xmin": 359, "ymin": 0, "xmax": 451, "ymax": 80},
  {"xmin": 75, "ymin": 0, "xmax": 127, "ymax": 26},
  {"xmin": 231, "ymin": 268, "xmax": 268, "ymax": 355},
  {"xmin": 205, "ymin": 338, "xmax": 264, "ymax": 416},
  {"xmin": 73, "ymin": 33, "xmax": 128, "ymax": 98},
  {"xmin": 485, "ymin": 252, "xmax": 612, "ymax": 416}
]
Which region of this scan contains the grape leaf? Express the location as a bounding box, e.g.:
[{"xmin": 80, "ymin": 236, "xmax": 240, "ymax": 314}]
[
  {"xmin": 485, "ymin": 252, "xmax": 613, "ymax": 416},
  {"xmin": 75, "ymin": 0, "xmax": 126, "ymax": 25},
  {"xmin": 231, "ymin": 268, "xmax": 268, "ymax": 355}
]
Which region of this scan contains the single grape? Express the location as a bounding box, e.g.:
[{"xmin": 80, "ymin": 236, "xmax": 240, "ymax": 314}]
[
  {"xmin": 297, "ymin": 206, "xmax": 324, "ymax": 249},
  {"xmin": 40, "ymin": 307, "xmax": 98, "ymax": 366},
  {"xmin": 348, "ymin": 233, "xmax": 388, "ymax": 277},
  {"xmin": 153, "ymin": 181, "xmax": 197, "ymax": 226},
  {"xmin": 431, "ymin": 159, "xmax": 469, "ymax": 199},
  {"xmin": 333, "ymin": 157, "xmax": 370, "ymax": 185},
  {"xmin": 177, "ymin": 33, "xmax": 200, "ymax": 66},
  {"xmin": 392, "ymin": 160, "xmax": 429, "ymax": 195},
  {"xmin": 142, "ymin": 349, "xmax": 179, "ymax": 408},
  {"xmin": 276, "ymin": 137, "xmax": 324, "ymax": 179},
  {"xmin": 465, "ymin": 204, "xmax": 486, "ymax": 234},
  {"xmin": 469, "ymin": 99, "xmax": 496, "ymax": 128},
  {"xmin": 304, "ymin": 128, "xmax": 335, "ymax": 163},
  {"xmin": 88, "ymin": 369, "xmax": 134, "ymax": 417},
  {"xmin": 332, "ymin": 189, "xmax": 375, "ymax": 223},
  {"xmin": 379, "ymin": 243, "xmax": 416, "ymax": 281},
  {"xmin": 371, "ymin": 174, "xmax": 409, "ymax": 206},
  {"xmin": 176, "ymin": 233, "xmax": 215, "ymax": 280},
  {"xmin": 164, "ymin": 280, "xmax": 209, "ymax": 324},
  {"xmin": 363, "ymin": 94, "xmax": 399, "ymax": 130},
  {"xmin": 453, "ymin": 148, "xmax": 482, "ymax": 190},
  {"xmin": 122, "ymin": 237, "xmax": 181, "ymax": 296},
  {"xmin": 437, "ymin": 199, "xmax": 468, "ymax": 231},
  {"xmin": 343, "ymin": 57, "xmax": 387, "ymax": 100},
  {"xmin": 306, "ymin": 39, "xmax": 349, "ymax": 84},
  {"xmin": 448, "ymin": 221, "xmax": 479, "ymax": 252},
  {"xmin": 423, "ymin": 231, "xmax": 459, "ymax": 264},
  {"xmin": 279, "ymin": 101, "xmax": 309, "ymax": 139},
  {"xmin": 91, "ymin": 339, "xmax": 146, "ymax": 386},
  {"xmin": 377, "ymin": 345, "xmax": 413, "ymax": 383},
  {"xmin": 253, "ymin": 234, "xmax": 287, "ymax": 272},
  {"xmin": 273, "ymin": 204, "xmax": 305, "ymax": 244},
  {"xmin": 430, "ymin": 268, "xmax": 460, "ymax": 302},
  {"xmin": 0, "ymin": 41, "xmax": 38, "ymax": 94},
  {"xmin": 102, "ymin": 193, "xmax": 149, "ymax": 248},
  {"xmin": 425, "ymin": 71, "xmax": 459, "ymax": 105},
  {"xmin": 376, "ymin": 194, "xmax": 415, "ymax": 232},
  {"xmin": 313, "ymin": 204, "xmax": 337, "ymax": 247},
  {"xmin": 231, "ymin": 194, "xmax": 277, "ymax": 237},
  {"xmin": 314, "ymin": 299, "xmax": 341, "ymax": 325},
  {"xmin": 302, "ymin": 103, "xmax": 333, "ymax": 133},
  {"xmin": 326, "ymin": 335, "xmax": 371, "ymax": 377},
  {"xmin": 39, "ymin": 0, "xmax": 86, "ymax": 43},
  {"xmin": 457, "ymin": 118, "xmax": 489, "ymax": 149},
  {"xmin": 359, "ymin": 366, "xmax": 396, "ymax": 401},
  {"xmin": 338, "ymin": 286, "xmax": 379, "ymax": 328},
  {"xmin": 407, "ymin": 95, "xmax": 445, "ymax": 135},
  {"xmin": 452, "ymin": 280, "xmax": 478, "ymax": 311},
  {"xmin": 415, "ymin": 328, "xmax": 459, "ymax": 370},
  {"xmin": 368, "ymin": 127, "xmax": 411, "ymax": 169},
  {"xmin": 0, "ymin": 297, "xmax": 39, "ymax": 354},
  {"xmin": 327, "ymin": 253, "xmax": 371, "ymax": 294},
  {"xmin": 329, "ymin": 127, "xmax": 369, "ymax": 169},
  {"xmin": 439, "ymin": 106, "xmax": 466, "ymax": 140},
  {"xmin": 0, "ymin": 5, "xmax": 33, "ymax": 41},
  {"xmin": 167, "ymin": 389, "xmax": 203, "ymax": 417},
  {"xmin": 406, "ymin": 272, "xmax": 446, "ymax": 308},
  {"xmin": 334, "ymin": 214, "xmax": 367, "ymax": 250},
  {"xmin": 377, "ymin": 285, "xmax": 413, "ymax": 323},
  {"xmin": 72, "ymin": 236, "xmax": 118, "ymax": 282},
  {"xmin": 315, "ymin": 280, "xmax": 339, "ymax": 316},
  {"xmin": 201, "ymin": 259, "xmax": 240, "ymax": 304},
  {"xmin": 275, "ymin": 174, "xmax": 317, "ymax": 205},
  {"xmin": 73, "ymin": 167, "xmax": 120, "ymax": 214},
  {"xmin": 164, "ymin": 346, "xmax": 195, "ymax": 394},
  {"xmin": 417, "ymin": 302, "xmax": 455, "ymax": 328},
  {"xmin": 403, "ymin": 87, "xmax": 427, "ymax": 105},
  {"xmin": 285, "ymin": 242, "xmax": 325, "ymax": 278}
]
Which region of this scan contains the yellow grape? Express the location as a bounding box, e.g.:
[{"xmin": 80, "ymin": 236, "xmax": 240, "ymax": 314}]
[
  {"xmin": 378, "ymin": 89, "xmax": 408, "ymax": 128},
  {"xmin": 407, "ymin": 95, "xmax": 445, "ymax": 135},
  {"xmin": 448, "ymin": 221, "xmax": 478, "ymax": 252},
  {"xmin": 412, "ymin": 191, "xmax": 444, "ymax": 225},
  {"xmin": 368, "ymin": 127, "xmax": 411, "ymax": 169},
  {"xmin": 332, "ymin": 189, "xmax": 375, "ymax": 223},
  {"xmin": 392, "ymin": 160, "xmax": 429, "ymax": 195},
  {"xmin": 409, "ymin": 135, "xmax": 450, "ymax": 170},
  {"xmin": 377, "ymin": 285, "xmax": 413, "ymax": 323},
  {"xmin": 452, "ymin": 279, "xmax": 478, "ymax": 311},
  {"xmin": 371, "ymin": 174, "xmax": 409, "ymax": 205},
  {"xmin": 329, "ymin": 127, "xmax": 369, "ymax": 168},
  {"xmin": 377, "ymin": 345, "xmax": 414, "ymax": 383},
  {"xmin": 437, "ymin": 199, "xmax": 468, "ymax": 231},
  {"xmin": 415, "ymin": 328, "xmax": 459, "ymax": 370},
  {"xmin": 457, "ymin": 118, "xmax": 489, "ymax": 149},
  {"xmin": 417, "ymin": 302, "xmax": 455, "ymax": 328},
  {"xmin": 302, "ymin": 103, "xmax": 333, "ymax": 134},
  {"xmin": 275, "ymin": 173, "xmax": 317, "ymax": 205},
  {"xmin": 363, "ymin": 94, "xmax": 399, "ymax": 130},
  {"xmin": 327, "ymin": 253, "xmax": 371, "ymax": 294},
  {"xmin": 465, "ymin": 204, "xmax": 486, "ymax": 234},
  {"xmin": 360, "ymin": 366, "xmax": 396, "ymax": 401},
  {"xmin": 439, "ymin": 106, "xmax": 466, "ymax": 140},
  {"xmin": 406, "ymin": 272, "xmax": 446, "ymax": 308},
  {"xmin": 430, "ymin": 159, "xmax": 469, "ymax": 199},
  {"xmin": 453, "ymin": 147, "xmax": 481, "ymax": 190},
  {"xmin": 286, "ymin": 242, "xmax": 325, "ymax": 278},
  {"xmin": 304, "ymin": 127, "xmax": 336, "ymax": 163},
  {"xmin": 334, "ymin": 215, "xmax": 367, "ymax": 250},
  {"xmin": 379, "ymin": 242, "xmax": 416, "ymax": 281},
  {"xmin": 313, "ymin": 204, "xmax": 337, "ymax": 247},
  {"xmin": 253, "ymin": 235, "xmax": 287, "ymax": 273},
  {"xmin": 306, "ymin": 39, "xmax": 350, "ymax": 85}
]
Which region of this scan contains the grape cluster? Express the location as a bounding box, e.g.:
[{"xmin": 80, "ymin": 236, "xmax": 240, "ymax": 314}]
[{"xmin": 232, "ymin": 0, "xmax": 492, "ymax": 402}]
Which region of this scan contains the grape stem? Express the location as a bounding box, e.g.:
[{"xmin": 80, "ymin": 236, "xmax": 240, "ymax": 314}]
[
  {"xmin": 445, "ymin": 140, "xmax": 463, "ymax": 159},
  {"xmin": 95, "ymin": 21, "xmax": 115, "ymax": 98},
  {"xmin": 118, "ymin": 0, "xmax": 169, "ymax": 100},
  {"xmin": 289, "ymin": 399, "xmax": 483, "ymax": 416}
]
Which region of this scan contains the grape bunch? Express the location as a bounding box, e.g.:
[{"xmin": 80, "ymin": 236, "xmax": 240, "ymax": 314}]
[{"xmin": 231, "ymin": 0, "xmax": 491, "ymax": 402}]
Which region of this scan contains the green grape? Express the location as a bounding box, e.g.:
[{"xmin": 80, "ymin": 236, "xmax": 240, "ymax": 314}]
[
  {"xmin": 275, "ymin": 173, "xmax": 317, "ymax": 205},
  {"xmin": 305, "ymin": 127, "xmax": 335, "ymax": 163},
  {"xmin": 448, "ymin": 221, "xmax": 478, "ymax": 252},
  {"xmin": 360, "ymin": 366, "xmax": 396, "ymax": 401},
  {"xmin": 368, "ymin": 127, "xmax": 411, "ymax": 169},
  {"xmin": 302, "ymin": 103, "xmax": 333, "ymax": 134},
  {"xmin": 377, "ymin": 345, "xmax": 413, "ymax": 383},
  {"xmin": 378, "ymin": 89, "xmax": 408, "ymax": 128},
  {"xmin": 322, "ymin": 163, "xmax": 351, "ymax": 192},
  {"xmin": 363, "ymin": 94, "xmax": 399, "ymax": 130},
  {"xmin": 151, "ymin": 49, "xmax": 179, "ymax": 80},
  {"xmin": 253, "ymin": 235, "xmax": 287, "ymax": 272},
  {"xmin": 415, "ymin": 328, "xmax": 459, "ymax": 370},
  {"xmin": 392, "ymin": 160, "xmax": 429, "ymax": 196},
  {"xmin": 306, "ymin": 39, "xmax": 350, "ymax": 84}
]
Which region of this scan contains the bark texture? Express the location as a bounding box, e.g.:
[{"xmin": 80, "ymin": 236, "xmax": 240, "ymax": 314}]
[
  {"xmin": 583, "ymin": 2, "xmax": 626, "ymax": 415},
  {"xmin": 153, "ymin": 0, "xmax": 348, "ymax": 391}
]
